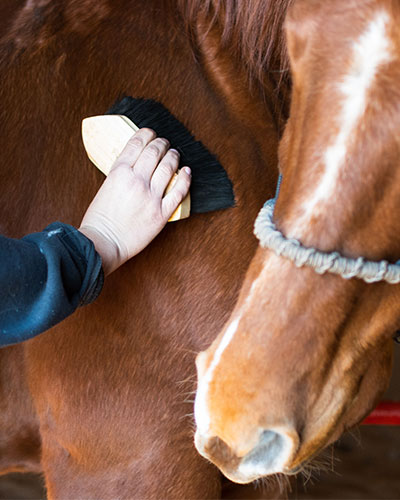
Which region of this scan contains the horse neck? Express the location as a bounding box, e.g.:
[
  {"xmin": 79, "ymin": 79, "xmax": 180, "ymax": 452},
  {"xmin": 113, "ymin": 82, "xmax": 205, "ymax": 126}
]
[
  {"xmin": 179, "ymin": 0, "xmax": 293, "ymax": 132},
  {"xmin": 0, "ymin": 0, "xmax": 288, "ymax": 243}
]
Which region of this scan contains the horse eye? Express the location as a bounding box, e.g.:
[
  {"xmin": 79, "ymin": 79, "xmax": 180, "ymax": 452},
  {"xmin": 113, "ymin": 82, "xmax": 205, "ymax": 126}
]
[{"xmin": 393, "ymin": 331, "xmax": 400, "ymax": 344}]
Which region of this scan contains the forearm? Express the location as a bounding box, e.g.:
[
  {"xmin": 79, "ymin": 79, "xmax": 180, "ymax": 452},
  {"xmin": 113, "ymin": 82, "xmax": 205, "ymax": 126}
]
[{"xmin": 0, "ymin": 223, "xmax": 103, "ymax": 346}]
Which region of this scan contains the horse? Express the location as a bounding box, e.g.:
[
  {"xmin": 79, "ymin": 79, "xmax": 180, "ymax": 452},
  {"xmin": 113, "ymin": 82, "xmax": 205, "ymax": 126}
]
[
  {"xmin": 194, "ymin": 0, "xmax": 400, "ymax": 485},
  {"xmin": 0, "ymin": 0, "xmax": 292, "ymax": 497}
]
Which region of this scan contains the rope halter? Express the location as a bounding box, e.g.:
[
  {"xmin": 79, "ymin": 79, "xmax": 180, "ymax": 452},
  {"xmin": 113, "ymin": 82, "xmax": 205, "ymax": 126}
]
[{"xmin": 254, "ymin": 197, "xmax": 400, "ymax": 284}]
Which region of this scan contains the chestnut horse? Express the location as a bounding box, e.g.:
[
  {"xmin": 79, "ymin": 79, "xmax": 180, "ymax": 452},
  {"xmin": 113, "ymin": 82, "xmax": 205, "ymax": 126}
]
[
  {"xmin": 0, "ymin": 0, "xmax": 292, "ymax": 498},
  {"xmin": 195, "ymin": 0, "xmax": 400, "ymax": 485}
]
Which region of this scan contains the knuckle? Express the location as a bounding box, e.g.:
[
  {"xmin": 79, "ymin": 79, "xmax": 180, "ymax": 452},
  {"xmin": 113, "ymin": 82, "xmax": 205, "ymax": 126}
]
[
  {"xmin": 145, "ymin": 144, "xmax": 161, "ymax": 157},
  {"xmin": 127, "ymin": 136, "xmax": 143, "ymax": 150},
  {"xmin": 172, "ymin": 189, "xmax": 184, "ymax": 204},
  {"xmin": 112, "ymin": 161, "xmax": 131, "ymax": 173},
  {"xmin": 140, "ymin": 128, "xmax": 156, "ymax": 140},
  {"xmin": 132, "ymin": 175, "xmax": 147, "ymax": 193},
  {"xmin": 177, "ymin": 182, "xmax": 189, "ymax": 198},
  {"xmin": 149, "ymin": 206, "xmax": 163, "ymax": 225},
  {"xmin": 160, "ymin": 162, "xmax": 175, "ymax": 177}
]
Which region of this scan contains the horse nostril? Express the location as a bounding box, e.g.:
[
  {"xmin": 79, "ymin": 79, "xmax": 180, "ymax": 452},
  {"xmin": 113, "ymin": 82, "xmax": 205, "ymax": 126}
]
[
  {"xmin": 250, "ymin": 430, "xmax": 285, "ymax": 458},
  {"xmin": 242, "ymin": 431, "xmax": 286, "ymax": 466},
  {"xmin": 195, "ymin": 427, "xmax": 299, "ymax": 481},
  {"xmin": 195, "ymin": 431, "xmax": 242, "ymax": 469},
  {"xmin": 238, "ymin": 428, "xmax": 299, "ymax": 477}
]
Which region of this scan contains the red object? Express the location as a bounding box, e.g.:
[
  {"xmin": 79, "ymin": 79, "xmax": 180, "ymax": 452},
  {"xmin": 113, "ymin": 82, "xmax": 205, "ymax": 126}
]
[{"xmin": 362, "ymin": 401, "xmax": 400, "ymax": 425}]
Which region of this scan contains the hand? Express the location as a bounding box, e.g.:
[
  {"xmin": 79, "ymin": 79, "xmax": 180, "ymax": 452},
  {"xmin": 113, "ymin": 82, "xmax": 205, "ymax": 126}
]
[{"xmin": 79, "ymin": 128, "xmax": 191, "ymax": 275}]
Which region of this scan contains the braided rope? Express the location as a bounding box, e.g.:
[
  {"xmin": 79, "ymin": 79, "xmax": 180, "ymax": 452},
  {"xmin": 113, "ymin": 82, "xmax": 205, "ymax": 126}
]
[{"xmin": 254, "ymin": 198, "xmax": 400, "ymax": 284}]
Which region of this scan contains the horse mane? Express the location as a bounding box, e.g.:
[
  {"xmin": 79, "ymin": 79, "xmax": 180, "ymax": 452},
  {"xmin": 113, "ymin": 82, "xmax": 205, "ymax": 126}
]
[{"xmin": 178, "ymin": 0, "xmax": 293, "ymax": 90}]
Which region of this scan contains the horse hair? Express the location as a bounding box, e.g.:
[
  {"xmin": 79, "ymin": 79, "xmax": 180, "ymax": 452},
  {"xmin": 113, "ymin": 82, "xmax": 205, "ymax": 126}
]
[{"xmin": 178, "ymin": 0, "xmax": 293, "ymax": 92}]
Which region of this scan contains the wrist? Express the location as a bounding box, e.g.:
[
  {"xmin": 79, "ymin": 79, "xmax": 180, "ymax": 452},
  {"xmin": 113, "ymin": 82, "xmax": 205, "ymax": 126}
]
[{"xmin": 78, "ymin": 225, "xmax": 122, "ymax": 276}]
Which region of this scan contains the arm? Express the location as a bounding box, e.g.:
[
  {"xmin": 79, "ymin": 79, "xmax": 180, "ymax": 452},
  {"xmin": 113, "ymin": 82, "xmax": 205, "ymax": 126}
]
[
  {"xmin": 0, "ymin": 223, "xmax": 103, "ymax": 346},
  {"xmin": 0, "ymin": 129, "xmax": 191, "ymax": 346}
]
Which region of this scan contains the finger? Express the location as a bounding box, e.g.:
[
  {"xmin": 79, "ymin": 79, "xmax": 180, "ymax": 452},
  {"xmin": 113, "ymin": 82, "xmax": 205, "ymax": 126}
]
[
  {"xmin": 161, "ymin": 167, "xmax": 191, "ymax": 220},
  {"xmin": 151, "ymin": 148, "xmax": 180, "ymax": 197},
  {"xmin": 110, "ymin": 128, "xmax": 156, "ymax": 172},
  {"xmin": 133, "ymin": 137, "xmax": 170, "ymax": 181}
]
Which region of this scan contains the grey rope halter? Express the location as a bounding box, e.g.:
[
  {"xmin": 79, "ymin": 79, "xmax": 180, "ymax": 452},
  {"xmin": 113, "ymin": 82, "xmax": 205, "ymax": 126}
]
[{"xmin": 254, "ymin": 176, "xmax": 400, "ymax": 284}]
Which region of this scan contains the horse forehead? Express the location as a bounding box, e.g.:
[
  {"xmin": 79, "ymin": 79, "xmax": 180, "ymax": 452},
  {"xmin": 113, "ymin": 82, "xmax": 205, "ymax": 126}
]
[
  {"xmin": 289, "ymin": 0, "xmax": 393, "ymax": 25},
  {"xmin": 286, "ymin": 1, "xmax": 396, "ymax": 68}
]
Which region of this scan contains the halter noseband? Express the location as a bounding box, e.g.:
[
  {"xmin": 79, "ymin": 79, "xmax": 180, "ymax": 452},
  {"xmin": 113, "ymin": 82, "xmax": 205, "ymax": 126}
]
[{"xmin": 254, "ymin": 176, "xmax": 400, "ymax": 284}]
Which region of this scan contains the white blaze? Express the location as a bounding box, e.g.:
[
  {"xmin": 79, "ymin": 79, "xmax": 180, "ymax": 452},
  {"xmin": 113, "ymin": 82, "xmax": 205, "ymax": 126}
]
[
  {"xmin": 194, "ymin": 254, "xmax": 285, "ymax": 435},
  {"xmin": 293, "ymin": 11, "xmax": 392, "ymax": 234},
  {"xmin": 195, "ymin": 318, "xmax": 239, "ymax": 434}
]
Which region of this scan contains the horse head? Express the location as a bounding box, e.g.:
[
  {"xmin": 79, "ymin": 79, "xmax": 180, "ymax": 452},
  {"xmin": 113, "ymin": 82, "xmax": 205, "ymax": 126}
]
[{"xmin": 194, "ymin": 0, "xmax": 400, "ymax": 483}]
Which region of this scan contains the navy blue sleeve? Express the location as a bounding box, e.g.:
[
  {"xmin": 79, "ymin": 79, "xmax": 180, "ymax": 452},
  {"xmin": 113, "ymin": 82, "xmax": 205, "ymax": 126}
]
[{"xmin": 0, "ymin": 222, "xmax": 104, "ymax": 347}]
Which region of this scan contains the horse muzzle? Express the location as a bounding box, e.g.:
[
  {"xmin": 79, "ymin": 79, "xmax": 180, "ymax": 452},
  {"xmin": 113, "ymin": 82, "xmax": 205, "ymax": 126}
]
[{"xmin": 194, "ymin": 426, "xmax": 299, "ymax": 483}]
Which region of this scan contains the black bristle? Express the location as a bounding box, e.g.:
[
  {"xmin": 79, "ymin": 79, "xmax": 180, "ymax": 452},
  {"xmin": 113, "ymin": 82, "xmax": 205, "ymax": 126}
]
[{"xmin": 106, "ymin": 96, "xmax": 235, "ymax": 214}]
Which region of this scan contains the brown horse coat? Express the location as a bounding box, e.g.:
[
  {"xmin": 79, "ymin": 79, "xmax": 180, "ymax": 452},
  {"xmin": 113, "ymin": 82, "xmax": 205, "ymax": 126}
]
[{"xmin": 0, "ymin": 0, "xmax": 289, "ymax": 497}]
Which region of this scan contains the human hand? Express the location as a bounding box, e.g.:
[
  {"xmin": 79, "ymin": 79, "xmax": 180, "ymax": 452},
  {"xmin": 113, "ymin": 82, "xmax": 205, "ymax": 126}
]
[{"xmin": 79, "ymin": 128, "xmax": 191, "ymax": 275}]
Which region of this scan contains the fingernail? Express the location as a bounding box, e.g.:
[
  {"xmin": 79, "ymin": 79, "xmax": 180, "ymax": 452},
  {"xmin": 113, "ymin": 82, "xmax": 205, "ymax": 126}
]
[
  {"xmin": 183, "ymin": 167, "xmax": 191, "ymax": 175},
  {"xmin": 170, "ymin": 148, "xmax": 179, "ymax": 155}
]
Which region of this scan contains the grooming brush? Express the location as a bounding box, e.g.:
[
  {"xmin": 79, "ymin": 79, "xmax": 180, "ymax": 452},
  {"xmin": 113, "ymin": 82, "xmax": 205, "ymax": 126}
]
[{"xmin": 82, "ymin": 96, "xmax": 235, "ymax": 221}]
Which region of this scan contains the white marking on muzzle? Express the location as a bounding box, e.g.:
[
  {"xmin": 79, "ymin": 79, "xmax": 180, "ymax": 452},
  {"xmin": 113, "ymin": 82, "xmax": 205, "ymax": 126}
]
[
  {"xmin": 292, "ymin": 11, "xmax": 392, "ymax": 235},
  {"xmin": 194, "ymin": 255, "xmax": 285, "ymax": 435},
  {"xmin": 195, "ymin": 318, "xmax": 239, "ymax": 434}
]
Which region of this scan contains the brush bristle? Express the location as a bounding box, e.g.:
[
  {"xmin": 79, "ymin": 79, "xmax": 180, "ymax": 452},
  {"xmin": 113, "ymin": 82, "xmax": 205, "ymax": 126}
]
[{"xmin": 106, "ymin": 96, "xmax": 235, "ymax": 214}]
